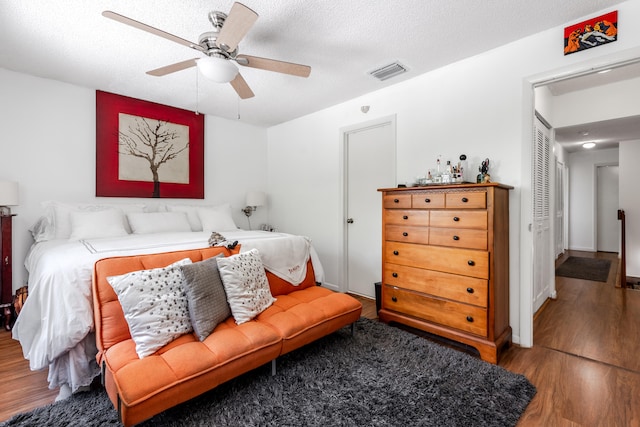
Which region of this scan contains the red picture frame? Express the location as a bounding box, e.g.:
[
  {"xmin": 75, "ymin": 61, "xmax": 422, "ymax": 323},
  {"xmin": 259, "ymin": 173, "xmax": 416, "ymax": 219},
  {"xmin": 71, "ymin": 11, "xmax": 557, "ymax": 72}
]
[
  {"xmin": 564, "ymin": 11, "xmax": 618, "ymax": 56},
  {"xmin": 96, "ymin": 90, "xmax": 204, "ymax": 198}
]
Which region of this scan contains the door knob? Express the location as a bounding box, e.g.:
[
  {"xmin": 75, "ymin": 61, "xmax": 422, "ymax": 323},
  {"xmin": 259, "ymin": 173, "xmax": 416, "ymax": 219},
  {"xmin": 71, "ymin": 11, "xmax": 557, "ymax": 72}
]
[{"xmin": 347, "ymin": 218, "xmax": 354, "ymax": 224}]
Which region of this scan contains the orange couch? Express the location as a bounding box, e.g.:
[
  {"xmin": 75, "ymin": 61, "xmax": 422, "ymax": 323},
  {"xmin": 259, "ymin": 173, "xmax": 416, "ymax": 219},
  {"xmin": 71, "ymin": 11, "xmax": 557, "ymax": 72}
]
[{"xmin": 92, "ymin": 246, "xmax": 362, "ymax": 427}]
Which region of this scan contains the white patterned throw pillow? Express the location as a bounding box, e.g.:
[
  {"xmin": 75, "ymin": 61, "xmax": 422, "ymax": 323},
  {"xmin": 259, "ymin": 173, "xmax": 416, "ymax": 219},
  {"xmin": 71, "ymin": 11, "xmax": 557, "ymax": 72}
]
[
  {"xmin": 107, "ymin": 258, "xmax": 193, "ymax": 358},
  {"xmin": 217, "ymin": 248, "xmax": 276, "ymax": 325}
]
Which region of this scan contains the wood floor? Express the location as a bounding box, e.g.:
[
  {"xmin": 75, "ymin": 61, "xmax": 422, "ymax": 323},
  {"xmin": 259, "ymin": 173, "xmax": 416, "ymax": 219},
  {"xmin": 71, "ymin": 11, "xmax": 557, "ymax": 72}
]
[{"xmin": 1, "ymin": 250, "xmax": 639, "ymax": 425}]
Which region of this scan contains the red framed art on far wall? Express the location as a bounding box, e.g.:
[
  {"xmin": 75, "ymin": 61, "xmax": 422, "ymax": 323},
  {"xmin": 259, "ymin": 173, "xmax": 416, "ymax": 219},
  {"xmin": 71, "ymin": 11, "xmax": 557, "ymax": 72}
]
[
  {"xmin": 96, "ymin": 90, "xmax": 204, "ymax": 199},
  {"xmin": 564, "ymin": 11, "xmax": 617, "ymax": 55}
]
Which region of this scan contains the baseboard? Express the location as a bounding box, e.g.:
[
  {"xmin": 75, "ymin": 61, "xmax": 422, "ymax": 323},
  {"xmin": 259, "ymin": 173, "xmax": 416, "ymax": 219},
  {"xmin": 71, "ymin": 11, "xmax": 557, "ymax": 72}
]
[
  {"xmin": 511, "ymin": 333, "xmax": 522, "ymax": 346},
  {"xmin": 567, "ymin": 246, "xmax": 596, "ymax": 252},
  {"xmin": 321, "ymin": 282, "xmax": 340, "ymax": 292}
]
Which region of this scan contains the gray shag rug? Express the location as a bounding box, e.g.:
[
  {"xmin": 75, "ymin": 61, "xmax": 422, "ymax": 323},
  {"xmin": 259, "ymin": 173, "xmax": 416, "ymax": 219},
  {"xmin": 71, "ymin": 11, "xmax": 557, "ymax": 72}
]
[{"xmin": 1, "ymin": 318, "xmax": 535, "ymax": 427}]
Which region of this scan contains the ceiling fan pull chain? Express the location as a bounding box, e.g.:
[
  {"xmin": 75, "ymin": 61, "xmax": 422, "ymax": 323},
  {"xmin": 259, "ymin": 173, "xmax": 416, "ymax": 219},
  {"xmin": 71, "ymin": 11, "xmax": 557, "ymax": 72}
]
[{"xmin": 195, "ymin": 68, "xmax": 200, "ymax": 115}]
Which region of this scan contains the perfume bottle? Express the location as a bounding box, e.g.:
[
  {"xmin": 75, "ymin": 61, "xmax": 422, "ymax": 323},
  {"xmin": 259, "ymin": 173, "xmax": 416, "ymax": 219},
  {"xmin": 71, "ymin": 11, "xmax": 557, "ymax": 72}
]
[
  {"xmin": 459, "ymin": 154, "xmax": 468, "ymax": 182},
  {"xmin": 442, "ymin": 160, "xmax": 452, "ymax": 183}
]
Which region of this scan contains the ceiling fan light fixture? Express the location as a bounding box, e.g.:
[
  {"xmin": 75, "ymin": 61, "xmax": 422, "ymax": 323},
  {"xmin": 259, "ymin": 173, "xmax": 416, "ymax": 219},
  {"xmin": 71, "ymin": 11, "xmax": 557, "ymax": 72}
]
[{"xmin": 197, "ymin": 56, "xmax": 238, "ymax": 83}]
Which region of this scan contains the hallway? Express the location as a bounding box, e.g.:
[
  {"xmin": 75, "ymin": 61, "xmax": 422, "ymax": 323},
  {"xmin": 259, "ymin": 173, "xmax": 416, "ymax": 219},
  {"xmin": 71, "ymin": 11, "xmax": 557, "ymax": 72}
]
[{"xmin": 502, "ymin": 250, "xmax": 640, "ymax": 426}]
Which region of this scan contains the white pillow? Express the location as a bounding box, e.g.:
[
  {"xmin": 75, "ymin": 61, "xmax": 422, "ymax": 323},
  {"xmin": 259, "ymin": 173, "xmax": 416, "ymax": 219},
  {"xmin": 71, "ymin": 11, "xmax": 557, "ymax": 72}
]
[
  {"xmin": 165, "ymin": 204, "xmax": 211, "ymax": 231},
  {"xmin": 107, "ymin": 258, "xmax": 193, "ymax": 358},
  {"xmin": 69, "ymin": 209, "xmax": 128, "ymax": 240},
  {"xmin": 29, "ymin": 216, "xmax": 55, "ymax": 242},
  {"xmin": 198, "ymin": 204, "xmax": 238, "ymax": 232},
  {"xmin": 217, "ymin": 248, "xmax": 275, "ymax": 325},
  {"xmin": 126, "ymin": 211, "xmax": 192, "ymax": 234},
  {"xmin": 41, "ymin": 201, "xmax": 145, "ymax": 239}
]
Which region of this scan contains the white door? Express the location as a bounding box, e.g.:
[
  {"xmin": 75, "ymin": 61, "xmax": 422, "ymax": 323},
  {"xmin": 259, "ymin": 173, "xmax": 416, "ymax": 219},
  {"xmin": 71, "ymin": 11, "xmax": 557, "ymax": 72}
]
[
  {"xmin": 345, "ymin": 119, "xmax": 396, "ymax": 297},
  {"xmin": 555, "ymin": 160, "xmax": 565, "ymax": 257},
  {"xmin": 532, "ymin": 116, "xmax": 553, "ymax": 313},
  {"xmin": 597, "ymin": 165, "xmax": 619, "ymax": 252}
]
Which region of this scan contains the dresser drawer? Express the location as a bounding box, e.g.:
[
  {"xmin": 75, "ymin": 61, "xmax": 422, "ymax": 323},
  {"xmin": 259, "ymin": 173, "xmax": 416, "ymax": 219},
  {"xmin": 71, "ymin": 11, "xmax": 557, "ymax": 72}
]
[
  {"xmin": 384, "ymin": 209, "xmax": 429, "ymax": 226},
  {"xmin": 383, "ymin": 193, "xmax": 411, "ymax": 209},
  {"xmin": 386, "ymin": 225, "xmax": 429, "ymax": 244},
  {"xmin": 384, "ymin": 263, "xmax": 488, "ymax": 307},
  {"xmin": 445, "ymin": 191, "xmax": 486, "ymax": 209},
  {"xmin": 385, "ymin": 242, "xmax": 489, "ymax": 279},
  {"xmin": 429, "ymin": 228, "xmax": 488, "ymax": 250},
  {"xmin": 383, "ymin": 285, "xmax": 487, "ymax": 336},
  {"xmin": 412, "ymin": 192, "xmax": 445, "ymax": 208},
  {"xmin": 429, "ymin": 210, "xmax": 487, "ymax": 229}
]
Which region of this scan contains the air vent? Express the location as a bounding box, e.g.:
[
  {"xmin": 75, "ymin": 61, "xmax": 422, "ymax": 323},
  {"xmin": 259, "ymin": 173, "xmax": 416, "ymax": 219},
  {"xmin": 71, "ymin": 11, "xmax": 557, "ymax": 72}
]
[{"xmin": 368, "ymin": 61, "xmax": 408, "ymax": 81}]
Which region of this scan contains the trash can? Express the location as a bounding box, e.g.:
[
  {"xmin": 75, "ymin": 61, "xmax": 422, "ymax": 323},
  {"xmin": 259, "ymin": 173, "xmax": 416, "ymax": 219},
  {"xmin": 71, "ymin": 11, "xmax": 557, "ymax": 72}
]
[{"xmin": 374, "ymin": 282, "xmax": 382, "ymax": 314}]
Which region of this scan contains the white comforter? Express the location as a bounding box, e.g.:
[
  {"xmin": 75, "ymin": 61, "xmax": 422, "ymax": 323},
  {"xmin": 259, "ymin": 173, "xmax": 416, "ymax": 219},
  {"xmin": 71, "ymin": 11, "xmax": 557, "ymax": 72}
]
[{"xmin": 12, "ymin": 230, "xmax": 324, "ymax": 391}]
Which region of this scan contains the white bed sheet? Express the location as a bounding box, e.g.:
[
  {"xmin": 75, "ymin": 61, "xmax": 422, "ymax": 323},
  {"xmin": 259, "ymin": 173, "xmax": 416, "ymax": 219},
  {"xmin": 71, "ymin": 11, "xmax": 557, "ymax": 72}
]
[{"xmin": 12, "ymin": 230, "xmax": 324, "ymax": 392}]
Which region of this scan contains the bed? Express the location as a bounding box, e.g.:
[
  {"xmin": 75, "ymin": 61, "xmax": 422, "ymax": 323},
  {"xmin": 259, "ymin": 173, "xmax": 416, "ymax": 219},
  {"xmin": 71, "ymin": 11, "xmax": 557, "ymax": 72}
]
[{"xmin": 12, "ymin": 201, "xmax": 324, "ymax": 399}]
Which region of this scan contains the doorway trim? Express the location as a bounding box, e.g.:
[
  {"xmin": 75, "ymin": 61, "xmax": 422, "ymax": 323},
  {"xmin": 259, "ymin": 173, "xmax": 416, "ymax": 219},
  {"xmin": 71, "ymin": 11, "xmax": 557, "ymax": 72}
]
[
  {"xmin": 521, "ymin": 53, "xmax": 640, "ymax": 348},
  {"xmin": 338, "ymin": 114, "xmax": 397, "ymax": 293}
]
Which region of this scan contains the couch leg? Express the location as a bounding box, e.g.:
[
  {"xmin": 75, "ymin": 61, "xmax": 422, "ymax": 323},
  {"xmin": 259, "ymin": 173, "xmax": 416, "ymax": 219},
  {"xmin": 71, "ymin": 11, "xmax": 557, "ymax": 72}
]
[
  {"xmin": 117, "ymin": 394, "xmax": 123, "ymax": 424},
  {"xmin": 271, "ymin": 359, "xmax": 276, "ymax": 376},
  {"xmin": 351, "ymin": 322, "xmax": 355, "ymax": 336},
  {"xmin": 101, "ymin": 361, "xmax": 106, "ymax": 387}
]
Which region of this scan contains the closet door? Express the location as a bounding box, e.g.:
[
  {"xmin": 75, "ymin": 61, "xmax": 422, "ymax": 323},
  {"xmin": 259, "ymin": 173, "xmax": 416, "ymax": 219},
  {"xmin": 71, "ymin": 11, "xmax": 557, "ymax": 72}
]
[
  {"xmin": 532, "ymin": 116, "xmax": 552, "ymax": 313},
  {"xmin": 344, "ymin": 118, "xmax": 396, "ymax": 298}
]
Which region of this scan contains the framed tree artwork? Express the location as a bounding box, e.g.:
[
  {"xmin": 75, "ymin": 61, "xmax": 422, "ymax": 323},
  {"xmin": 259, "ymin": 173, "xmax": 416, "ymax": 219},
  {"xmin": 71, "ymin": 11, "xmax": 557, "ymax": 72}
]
[{"xmin": 96, "ymin": 90, "xmax": 204, "ymax": 198}]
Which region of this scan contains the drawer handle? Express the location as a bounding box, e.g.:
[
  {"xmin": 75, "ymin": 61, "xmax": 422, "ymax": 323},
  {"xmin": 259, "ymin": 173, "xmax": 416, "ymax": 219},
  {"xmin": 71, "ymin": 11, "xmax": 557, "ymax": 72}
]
[
  {"xmin": 424, "ymin": 198, "xmax": 431, "ymax": 203},
  {"xmin": 392, "ymin": 296, "xmax": 398, "ymax": 302},
  {"xmin": 466, "ymin": 316, "xmax": 474, "ymax": 323},
  {"xmin": 403, "ymin": 215, "xmax": 408, "ymax": 220},
  {"xmin": 453, "ymin": 235, "xmax": 459, "ymax": 241},
  {"xmin": 462, "ymin": 197, "xmax": 469, "ymax": 203},
  {"xmin": 393, "ymin": 250, "xmax": 399, "ymax": 256},
  {"xmin": 453, "ymin": 216, "xmax": 460, "ymax": 222},
  {"xmin": 467, "ymin": 260, "xmax": 475, "ymax": 266},
  {"xmin": 393, "ymin": 198, "xmax": 400, "ymax": 203},
  {"xmin": 392, "ymin": 272, "xmax": 398, "ymax": 278},
  {"xmin": 402, "ymin": 232, "xmax": 408, "ymax": 237},
  {"xmin": 467, "ymin": 287, "xmax": 474, "ymax": 294}
]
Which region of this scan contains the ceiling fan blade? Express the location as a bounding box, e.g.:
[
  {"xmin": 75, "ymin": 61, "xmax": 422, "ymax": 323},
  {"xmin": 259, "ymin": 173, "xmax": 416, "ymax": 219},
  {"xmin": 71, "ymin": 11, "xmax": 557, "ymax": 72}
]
[
  {"xmin": 102, "ymin": 10, "xmax": 204, "ymax": 52},
  {"xmin": 216, "ymin": 3, "xmax": 258, "ymax": 52},
  {"xmin": 230, "ymin": 73, "xmax": 255, "ymax": 99},
  {"xmin": 236, "ymin": 54, "xmax": 311, "ymax": 78},
  {"xmin": 147, "ymin": 58, "xmax": 198, "ymax": 76}
]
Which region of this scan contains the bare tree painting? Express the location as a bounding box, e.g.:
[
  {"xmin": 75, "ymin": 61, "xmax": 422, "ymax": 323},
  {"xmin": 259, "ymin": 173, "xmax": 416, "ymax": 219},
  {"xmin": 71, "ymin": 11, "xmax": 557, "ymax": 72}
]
[{"xmin": 118, "ymin": 113, "xmax": 190, "ymax": 198}]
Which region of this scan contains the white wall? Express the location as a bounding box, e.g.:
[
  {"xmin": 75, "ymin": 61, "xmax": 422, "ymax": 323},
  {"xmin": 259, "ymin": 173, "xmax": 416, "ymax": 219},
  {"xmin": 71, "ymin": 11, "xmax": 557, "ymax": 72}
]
[
  {"xmin": 567, "ymin": 148, "xmax": 619, "ymax": 251},
  {"xmin": 553, "ymin": 76, "xmax": 640, "ymax": 128},
  {"xmin": 3, "ymin": 1, "xmax": 640, "ymax": 347},
  {"xmin": 534, "ymin": 85, "xmax": 554, "ymax": 124},
  {"xmin": 620, "ymin": 140, "xmax": 640, "ymax": 277},
  {"xmin": 0, "ymin": 68, "xmax": 269, "ymax": 289},
  {"xmin": 266, "ymin": 0, "xmax": 640, "ymax": 346}
]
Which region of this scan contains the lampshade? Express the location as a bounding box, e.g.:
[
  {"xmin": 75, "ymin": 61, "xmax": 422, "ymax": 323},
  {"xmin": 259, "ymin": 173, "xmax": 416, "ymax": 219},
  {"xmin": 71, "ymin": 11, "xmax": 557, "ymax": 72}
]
[
  {"xmin": 246, "ymin": 191, "xmax": 266, "ymax": 207},
  {"xmin": 197, "ymin": 56, "xmax": 238, "ymax": 83},
  {"xmin": 0, "ymin": 181, "xmax": 19, "ymax": 206}
]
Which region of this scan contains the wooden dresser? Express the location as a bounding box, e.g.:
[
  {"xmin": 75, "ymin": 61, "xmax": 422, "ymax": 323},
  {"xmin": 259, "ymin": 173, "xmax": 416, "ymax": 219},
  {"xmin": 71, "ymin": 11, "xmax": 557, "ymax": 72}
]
[{"xmin": 377, "ymin": 183, "xmax": 512, "ymax": 363}]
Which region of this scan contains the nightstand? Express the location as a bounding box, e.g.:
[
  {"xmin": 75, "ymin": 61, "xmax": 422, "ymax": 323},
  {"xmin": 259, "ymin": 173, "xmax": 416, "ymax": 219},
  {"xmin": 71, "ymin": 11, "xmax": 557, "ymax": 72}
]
[{"xmin": 1, "ymin": 214, "xmax": 15, "ymax": 331}]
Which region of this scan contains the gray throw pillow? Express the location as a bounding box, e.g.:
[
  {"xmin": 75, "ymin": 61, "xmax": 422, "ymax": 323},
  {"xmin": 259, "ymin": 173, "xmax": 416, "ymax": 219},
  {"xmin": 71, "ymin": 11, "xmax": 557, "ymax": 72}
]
[{"xmin": 181, "ymin": 255, "xmax": 231, "ymax": 341}]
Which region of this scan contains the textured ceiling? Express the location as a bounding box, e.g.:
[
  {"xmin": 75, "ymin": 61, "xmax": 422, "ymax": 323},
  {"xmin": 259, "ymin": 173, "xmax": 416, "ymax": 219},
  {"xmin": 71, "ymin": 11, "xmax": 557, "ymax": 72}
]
[{"xmin": 0, "ymin": 0, "xmax": 625, "ymax": 127}]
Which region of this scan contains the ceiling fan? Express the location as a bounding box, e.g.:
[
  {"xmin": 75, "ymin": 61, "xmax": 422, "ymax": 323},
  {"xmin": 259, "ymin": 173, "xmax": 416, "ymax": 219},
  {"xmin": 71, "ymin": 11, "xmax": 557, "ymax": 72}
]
[{"xmin": 102, "ymin": 2, "xmax": 311, "ymax": 99}]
